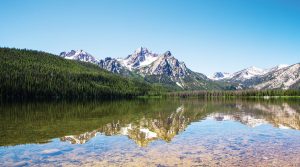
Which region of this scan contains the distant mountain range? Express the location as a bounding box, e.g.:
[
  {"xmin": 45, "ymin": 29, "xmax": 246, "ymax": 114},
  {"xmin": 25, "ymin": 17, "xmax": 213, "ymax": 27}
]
[
  {"xmin": 209, "ymin": 65, "xmax": 289, "ymax": 81},
  {"xmin": 59, "ymin": 47, "xmax": 300, "ymax": 90},
  {"xmin": 210, "ymin": 64, "xmax": 300, "ymax": 90}
]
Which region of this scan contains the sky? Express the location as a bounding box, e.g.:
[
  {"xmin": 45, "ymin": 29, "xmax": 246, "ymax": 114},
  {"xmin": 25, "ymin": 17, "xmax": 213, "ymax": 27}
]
[{"xmin": 1, "ymin": 0, "xmax": 300, "ymax": 75}]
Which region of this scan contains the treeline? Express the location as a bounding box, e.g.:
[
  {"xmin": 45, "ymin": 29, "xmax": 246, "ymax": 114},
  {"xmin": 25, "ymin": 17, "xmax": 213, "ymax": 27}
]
[
  {"xmin": 0, "ymin": 47, "xmax": 162, "ymax": 100},
  {"xmin": 167, "ymin": 89, "xmax": 300, "ymax": 98}
]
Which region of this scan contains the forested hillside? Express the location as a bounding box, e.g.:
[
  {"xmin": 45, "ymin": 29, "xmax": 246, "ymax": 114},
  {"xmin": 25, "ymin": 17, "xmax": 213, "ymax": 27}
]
[{"xmin": 0, "ymin": 48, "xmax": 160, "ymax": 100}]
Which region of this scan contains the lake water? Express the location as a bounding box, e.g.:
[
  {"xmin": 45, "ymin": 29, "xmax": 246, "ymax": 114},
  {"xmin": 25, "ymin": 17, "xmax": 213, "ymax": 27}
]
[{"xmin": 1, "ymin": 99, "xmax": 300, "ymax": 166}]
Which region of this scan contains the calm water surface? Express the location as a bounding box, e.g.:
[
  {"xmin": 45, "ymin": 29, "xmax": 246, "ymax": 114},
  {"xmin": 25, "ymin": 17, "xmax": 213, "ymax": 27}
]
[{"xmin": 1, "ymin": 99, "xmax": 300, "ymax": 166}]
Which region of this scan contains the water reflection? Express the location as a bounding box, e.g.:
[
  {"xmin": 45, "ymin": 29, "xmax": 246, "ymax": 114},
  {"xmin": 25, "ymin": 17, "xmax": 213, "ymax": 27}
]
[
  {"xmin": 209, "ymin": 102, "xmax": 300, "ymax": 129},
  {"xmin": 1, "ymin": 99, "xmax": 299, "ymax": 147},
  {"xmin": 1, "ymin": 99, "xmax": 300, "ymax": 166},
  {"xmin": 58, "ymin": 100, "xmax": 300, "ymax": 147},
  {"xmin": 61, "ymin": 105, "xmax": 188, "ymax": 146}
]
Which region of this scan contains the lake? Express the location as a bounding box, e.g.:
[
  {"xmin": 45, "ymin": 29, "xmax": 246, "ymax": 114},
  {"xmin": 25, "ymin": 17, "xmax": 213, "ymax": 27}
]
[{"xmin": 1, "ymin": 98, "xmax": 300, "ymax": 166}]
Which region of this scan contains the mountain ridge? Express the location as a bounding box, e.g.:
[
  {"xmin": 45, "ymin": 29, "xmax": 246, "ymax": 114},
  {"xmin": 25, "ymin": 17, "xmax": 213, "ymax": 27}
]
[
  {"xmin": 60, "ymin": 47, "xmax": 222, "ymax": 90},
  {"xmin": 59, "ymin": 47, "xmax": 299, "ymax": 90}
]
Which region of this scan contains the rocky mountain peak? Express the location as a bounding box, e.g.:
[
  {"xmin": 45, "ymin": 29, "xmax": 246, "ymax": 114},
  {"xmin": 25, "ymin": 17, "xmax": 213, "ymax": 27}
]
[
  {"xmin": 253, "ymin": 63, "xmax": 299, "ymax": 90},
  {"xmin": 59, "ymin": 47, "xmax": 212, "ymax": 89},
  {"xmin": 134, "ymin": 47, "xmax": 150, "ymax": 55},
  {"xmin": 59, "ymin": 50, "xmax": 99, "ymax": 64},
  {"xmin": 163, "ymin": 51, "xmax": 172, "ymax": 57},
  {"xmin": 210, "ymin": 72, "xmax": 231, "ymax": 80},
  {"xmin": 122, "ymin": 47, "xmax": 158, "ymax": 69}
]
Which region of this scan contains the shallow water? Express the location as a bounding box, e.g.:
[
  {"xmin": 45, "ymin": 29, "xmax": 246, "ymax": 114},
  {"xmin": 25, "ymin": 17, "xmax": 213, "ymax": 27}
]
[{"xmin": 1, "ymin": 99, "xmax": 300, "ymax": 166}]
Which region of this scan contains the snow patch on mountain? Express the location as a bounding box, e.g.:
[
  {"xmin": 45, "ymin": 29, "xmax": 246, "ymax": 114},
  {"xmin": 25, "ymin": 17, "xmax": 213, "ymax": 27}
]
[
  {"xmin": 119, "ymin": 47, "xmax": 159, "ymax": 70},
  {"xmin": 176, "ymin": 82, "xmax": 184, "ymax": 88},
  {"xmin": 139, "ymin": 55, "xmax": 159, "ymax": 67},
  {"xmin": 231, "ymin": 66, "xmax": 266, "ymax": 81},
  {"xmin": 210, "ymin": 66, "xmax": 267, "ymax": 81},
  {"xmin": 253, "ymin": 63, "xmax": 300, "ymax": 90},
  {"xmin": 211, "ymin": 64, "xmax": 291, "ymax": 82},
  {"xmin": 266, "ymin": 64, "xmax": 289, "ymax": 73},
  {"xmin": 209, "ymin": 72, "xmax": 231, "ymax": 80},
  {"xmin": 59, "ymin": 50, "xmax": 99, "ymax": 64},
  {"xmin": 139, "ymin": 51, "xmax": 189, "ymax": 79}
]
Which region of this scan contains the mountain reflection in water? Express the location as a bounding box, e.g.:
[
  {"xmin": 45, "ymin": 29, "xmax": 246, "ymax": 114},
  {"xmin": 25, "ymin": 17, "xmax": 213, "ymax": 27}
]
[
  {"xmin": 1, "ymin": 99, "xmax": 300, "ymax": 166},
  {"xmin": 1, "ymin": 99, "xmax": 299, "ymax": 147},
  {"xmin": 59, "ymin": 100, "xmax": 300, "ymax": 147},
  {"xmin": 60, "ymin": 105, "xmax": 187, "ymax": 146}
]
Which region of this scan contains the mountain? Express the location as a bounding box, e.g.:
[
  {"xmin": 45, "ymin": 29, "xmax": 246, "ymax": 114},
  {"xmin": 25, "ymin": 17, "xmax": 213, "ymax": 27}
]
[
  {"xmin": 265, "ymin": 64, "xmax": 289, "ymax": 73},
  {"xmin": 210, "ymin": 72, "xmax": 231, "ymax": 80},
  {"xmin": 135, "ymin": 50, "xmax": 216, "ymax": 89},
  {"xmin": 0, "ymin": 47, "xmax": 157, "ymax": 100},
  {"xmin": 251, "ymin": 63, "xmax": 300, "ymax": 90},
  {"xmin": 61, "ymin": 47, "xmax": 222, "ymax": 90},
  {"xmin": 59, "ymin": 50, "xmax": 99, "ymax": 64},
  {"xmin": 98, "ymin": 57, "xmax": 122, "ymax": 73},
  {"xmin": 119, "ymin": 47, "xmax": 159, "ymax": 70},
  {"xmin": 232, "ymin": 64, "xmax": 299, "ymax": 90},
  {"xmin": 210, "ymin": 66, "xmax": 267, "ymax": 82},
  {"xmin": 229, "ymin": 66, "xmax": 266, "ymax": 82},
  {"xmin": 59, "ymin": 48, "xmax": 299, "ymax": 90},
  {"xmin": 211, "ymin": 64, "xmax": 299, "ymax": 90},
  {"xmin": 138, "ymin": 51, "xmax": 188, "ymax": 78},
  {"xmin": 211, "ymin": 65, "xmax": 289, "ymax": 81}
]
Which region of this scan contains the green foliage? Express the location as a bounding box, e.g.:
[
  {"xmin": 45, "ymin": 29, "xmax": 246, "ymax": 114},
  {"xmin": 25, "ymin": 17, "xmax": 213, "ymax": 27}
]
[{"xmin": 0, "ymin": 47, "xmax": 160, "ymax": 100}]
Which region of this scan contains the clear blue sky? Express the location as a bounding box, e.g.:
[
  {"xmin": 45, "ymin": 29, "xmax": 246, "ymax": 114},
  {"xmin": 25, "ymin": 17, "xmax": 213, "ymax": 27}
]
[{"xmin": 1, "ymin": 0, "xmax": 300, "ymax": 75}]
